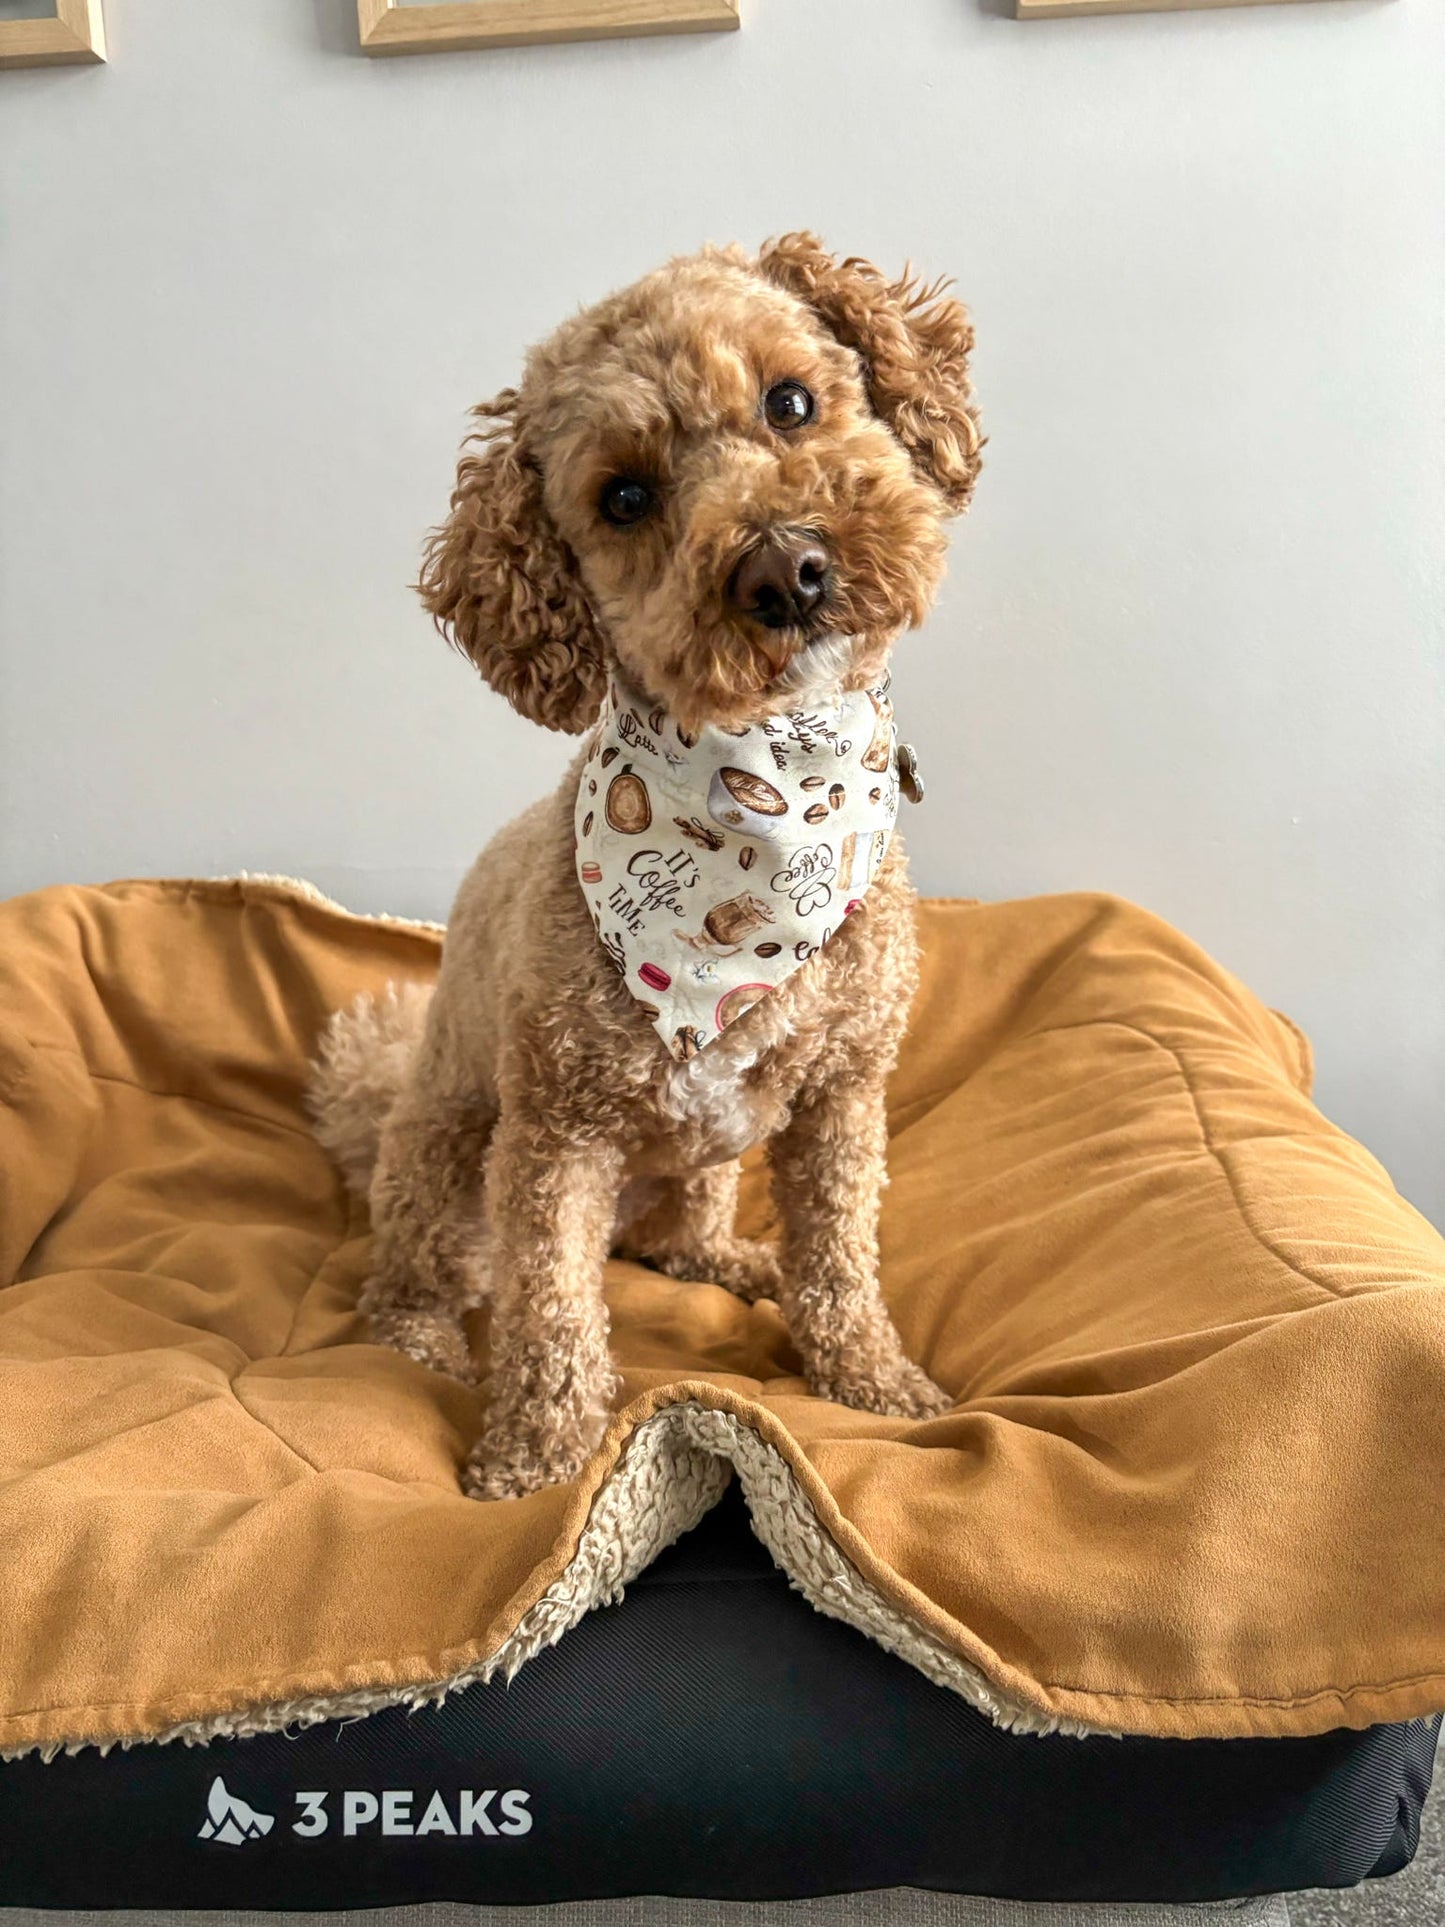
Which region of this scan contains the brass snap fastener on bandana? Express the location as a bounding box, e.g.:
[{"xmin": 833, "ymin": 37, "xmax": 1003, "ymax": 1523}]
[{"xmin": 896, "ymin": 742, "xmax": 925, "ymax": 806}]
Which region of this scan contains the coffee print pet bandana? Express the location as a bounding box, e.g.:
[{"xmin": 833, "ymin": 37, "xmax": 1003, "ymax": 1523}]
[{"xmin": 575, "ymin": 677, "xmax": 901, "ymax": 1059}]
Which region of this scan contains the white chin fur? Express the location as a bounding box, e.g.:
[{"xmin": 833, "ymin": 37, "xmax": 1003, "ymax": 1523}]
[{"xmin": 768, "ymin": 633, "xmax": 866, "ymax": 709}]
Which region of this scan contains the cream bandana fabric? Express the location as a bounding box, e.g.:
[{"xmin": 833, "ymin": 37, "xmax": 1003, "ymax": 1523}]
[{"xmin": 574, "ymin": 677, "xmax": 901, "ymax": 1058}]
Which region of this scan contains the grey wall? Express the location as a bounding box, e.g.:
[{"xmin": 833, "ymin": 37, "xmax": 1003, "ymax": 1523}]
[{"xmin": 1, "ymin": 0, "xmax": 1441, "ymax": 1224}]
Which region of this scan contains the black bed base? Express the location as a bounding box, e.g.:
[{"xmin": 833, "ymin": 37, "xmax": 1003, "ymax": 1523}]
[{"xmin": 0, "ymin": 1487, "xmax": 1435, "ymax": 1911}]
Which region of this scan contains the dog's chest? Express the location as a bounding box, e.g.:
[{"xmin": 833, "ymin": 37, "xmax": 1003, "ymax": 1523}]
[
  {"xmin": 638, "ymin": 991, "xmax": 809, "ymax": 1169},
  {"xmin": 654, "ymin": 1051, "xmax": 777, "ymax": 1166}
]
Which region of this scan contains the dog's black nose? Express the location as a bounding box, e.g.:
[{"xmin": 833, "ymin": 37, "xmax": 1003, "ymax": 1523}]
[{"xmin": 727, "ymin": 533, "xmax": 830, "ymax": 630}]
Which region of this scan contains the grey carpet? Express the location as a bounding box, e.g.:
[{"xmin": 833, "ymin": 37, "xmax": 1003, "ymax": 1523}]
[{"xmin": 0, "ymin": 1900, "xmax": 1291, "ymax": 1925}]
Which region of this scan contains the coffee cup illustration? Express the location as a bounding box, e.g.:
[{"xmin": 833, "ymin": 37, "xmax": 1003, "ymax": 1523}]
[
  {"xmin": 605, "ymin": 765, "xmax": 652, "ymax": 834},
  {"xmin": 839, "ymin": 828, "xmax": 889, "ymax": 893},
  {"xmin": 860, "ymin": 692, "xmax": 894, "ymax": 773},
  {"xmin": 678, "ymin": 890, "xmax": 776, "ymax": 954},
  {"xmin": 707, "ymin": 765, "xmax": 789, "ymax": 839}
]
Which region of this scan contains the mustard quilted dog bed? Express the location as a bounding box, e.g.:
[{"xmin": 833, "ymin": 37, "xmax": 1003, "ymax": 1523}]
[{"xmin": 0, "ymin": 875, "xmax": 1442, "ymax": 1760}]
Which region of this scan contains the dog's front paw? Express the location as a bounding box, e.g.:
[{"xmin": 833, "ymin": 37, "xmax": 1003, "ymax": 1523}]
[
  {"xmin": 462, "ymin": 1431, "xmax": 590, "ymax": 1502},
  {"xmin": 461, "ymin": 1402, "xmax": 610, "ymax": 1502},
  {"xmin": 630, "ymin": 1236, "xmax": 782, "ymax": 1303},
  {"xmin": 816, "ymin": 1353, "xmax": 951, "ymax": 1422},
  {"xmin": 366, "ymin": 1305, "xmax": 478, "ymax": 1386},
  {"xmin": 714, "ymin": 1237, "xmax": 784, "ymax": 1303}
]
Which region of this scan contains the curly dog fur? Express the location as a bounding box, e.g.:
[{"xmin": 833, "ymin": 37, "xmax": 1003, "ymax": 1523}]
[{"xmin": 312, "ymin": 235, "xmax": 981, "ymax": 1500}]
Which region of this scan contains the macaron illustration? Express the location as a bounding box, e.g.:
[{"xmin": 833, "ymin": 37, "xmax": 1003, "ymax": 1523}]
[
  {"xmin": 580, "ymin": 859, "xmax": 603, "ymax": 886},
  {"xmin": 638, "ymin": 961, "xmax": 671, "ymax": 993},
  {"xmin": 605, "ymin": 765, "xmax": 652, "ymax": 834}
]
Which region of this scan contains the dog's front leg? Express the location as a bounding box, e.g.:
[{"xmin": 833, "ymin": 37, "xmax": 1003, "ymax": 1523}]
[
  {"xmin": 770, "ymin": 1074, "xmax": 949, "ymax": 1420},
  {"xmin": 464, "ymin": 1113, "xmax": 623, "ymax": 1502}
]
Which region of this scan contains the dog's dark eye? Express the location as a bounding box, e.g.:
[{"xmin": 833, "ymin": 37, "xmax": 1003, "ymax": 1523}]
[
  {"xmin": 763, "ymin": 380, "xmax": 814, "ymax": 431},
  {"xmin": 599, "ymin": 477, "xmax": 654, "ymax": 527}
]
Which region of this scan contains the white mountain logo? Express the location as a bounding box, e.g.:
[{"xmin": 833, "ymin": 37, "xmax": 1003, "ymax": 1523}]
[{"xmin": 198, "ymin": 1775, "xmax": 276, "ymax": 1846}]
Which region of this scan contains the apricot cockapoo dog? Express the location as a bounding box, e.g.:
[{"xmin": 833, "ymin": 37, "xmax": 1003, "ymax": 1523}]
[{"xmin": 312, "ymin": 235, "xmax": 981, "ymax": 1500}]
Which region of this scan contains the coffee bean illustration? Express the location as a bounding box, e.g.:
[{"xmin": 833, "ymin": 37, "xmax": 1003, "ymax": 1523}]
[
  {"xmin": 738, "ymin": 845, "xmax": 757, "ymax": 870},
  {"xmin": 589, "ymin": 779, "xmax": 598, "ymax": 795},
  {"xmin": 800, "ymin": 774, "xmax": 826, "ymax": 792},
  {"xmin": 828, "ymin": 783, "xmax": 846, "ymax": 811},
  {"xmin": 582, "ymin": 811, "xmax": 594, "ymax": 836},
  {"xmin": 638, "ymin": 1002, "xmax": 660, "ymax": 1021},
  {"xmin": 868, "ymin": 787, "xmax": 882, "ymax": 804},
  {"xmin": 648, "ymin": 706, "xmax": 666, "ymax": 735},
  {"xmin": 600, "ymin": 747, "xmax": 619, "ymax": 769},
  {"xmin": 803, "ymin": 802, "xmax": 829, "ymax": 825},
  {"xmin": 755, "ymin": 941, "xmax": 782, "ymax": 958},
  {"xmin": 605, "ymin": 765, "xmax": 651, "ymax": 834}
]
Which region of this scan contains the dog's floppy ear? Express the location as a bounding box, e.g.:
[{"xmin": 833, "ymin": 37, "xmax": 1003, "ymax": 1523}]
[
  {"xmin": 759, "ymin": 232, "xmax": 983, "ymax": 514},
  {"xmin": 417, "ymin": 390, "xmax": 607, "ymax": 734}
]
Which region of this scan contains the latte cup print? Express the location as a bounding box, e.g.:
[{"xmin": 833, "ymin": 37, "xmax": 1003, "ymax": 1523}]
[
  {"xmin": 860, "ymin": 692, "xmax": 894, "ymax": 773},
  {"xmin": 838, "ymin": 832, "xmax": 869, "ymax": 895},
  {"xmin": 605, "ymin": 767, "xmax": 652, "ymax": 834},
  {"xmin": 701, "ymin": 891, "xmax": 774, "ymax": 947},
  {"xmin": 707, "ymin": 766, "xmax": 790, "ymax": 839}
]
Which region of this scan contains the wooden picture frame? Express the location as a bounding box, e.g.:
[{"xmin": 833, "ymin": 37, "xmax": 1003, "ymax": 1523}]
[
  {"xmin": 0, "ymin": 0, "xmax": 105, "ymax": 69},
  {"xmin": 1017, "ymin": 0, "xmax": 1350, "ymax": 15},
  {"xmin": 357, "ymin": 0, "xmax": 738, "ymax": 57}
]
